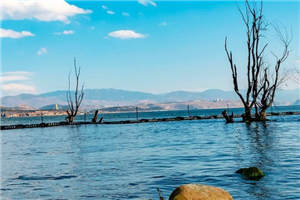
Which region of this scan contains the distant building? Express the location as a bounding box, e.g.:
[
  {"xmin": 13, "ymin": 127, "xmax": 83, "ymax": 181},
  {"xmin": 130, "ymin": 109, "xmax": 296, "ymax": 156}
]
[{"xmin": 212, "ymin": 98, "xmax": 223, "ymax": 102}]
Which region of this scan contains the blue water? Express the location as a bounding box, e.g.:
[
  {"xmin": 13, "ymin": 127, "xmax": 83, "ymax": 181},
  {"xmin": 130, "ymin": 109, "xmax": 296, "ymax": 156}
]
[{"xmin": 1, "ymin": 106, "xmax": 300, "ymax": 199}]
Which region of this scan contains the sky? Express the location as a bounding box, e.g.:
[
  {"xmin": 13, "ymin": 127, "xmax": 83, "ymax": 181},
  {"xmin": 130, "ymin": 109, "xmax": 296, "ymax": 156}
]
[{"xmin": 0, "ymin": 0, "xmax": 299, "ymax": 96}]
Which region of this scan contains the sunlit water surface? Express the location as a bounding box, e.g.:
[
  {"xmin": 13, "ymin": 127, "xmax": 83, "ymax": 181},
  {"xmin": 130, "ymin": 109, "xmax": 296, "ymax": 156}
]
[{"xmin": 1, "ymin": 107, "xmax": 300, "ymax": 199}]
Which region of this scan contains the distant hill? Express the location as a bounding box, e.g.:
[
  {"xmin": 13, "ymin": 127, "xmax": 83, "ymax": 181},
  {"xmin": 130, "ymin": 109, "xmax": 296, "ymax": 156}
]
[
  {"xmin": 158, "ymin": 89, "xmax": 237, "ymax": 102},
  {"xmin": 1, "ymin": 93, "xmax": 66, "ymax": 108},
  {"xmin": 294, "ymin": 99, "xmax": 300, "ymax": 105},
  {"xmin": 1, "ymin": 88, "xmax": 299, "ymax": 109},
  {"xmin": 0, "ymin": 105, "xmax": 36, "ymax": 111}
]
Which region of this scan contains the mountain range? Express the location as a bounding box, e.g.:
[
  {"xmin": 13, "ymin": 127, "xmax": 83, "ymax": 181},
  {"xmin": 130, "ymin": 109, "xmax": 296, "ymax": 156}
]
[{"xmin": 1, "ymin": 88, "xmax": 299, "ymax": 110}]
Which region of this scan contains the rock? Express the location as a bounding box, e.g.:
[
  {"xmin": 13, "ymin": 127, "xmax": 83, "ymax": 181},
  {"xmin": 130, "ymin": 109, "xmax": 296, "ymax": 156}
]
[
  {"xmin": 236, "ymin": 167, "xmax": 264, "ymax": 180},
  {"xmin": 169, "ymin": 184, "xmax": 233, "ymax": 200}
]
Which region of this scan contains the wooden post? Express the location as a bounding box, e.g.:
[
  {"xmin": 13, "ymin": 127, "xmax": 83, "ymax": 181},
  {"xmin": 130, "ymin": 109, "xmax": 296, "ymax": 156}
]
[
  {"xmin": 98, "ymin": 110, "xmax": 103, "ymax": 123},
  {"xmin": 84, "ymin": 112, "xmax": 87, "ymax": 122},
  {"xmin": 41, "ymin": 112, "xmax": 44, "ymax": 123},
  {"xmin": 187, "ymin": 104, "xmax": 190, "ymax": 117},
  {"xmin": 136, "ymin": 107, "xmax": 139, "ymax": 120},
  {"xmin": 92, "ymin": 110, "xmax": 99, "ymax": 123}
]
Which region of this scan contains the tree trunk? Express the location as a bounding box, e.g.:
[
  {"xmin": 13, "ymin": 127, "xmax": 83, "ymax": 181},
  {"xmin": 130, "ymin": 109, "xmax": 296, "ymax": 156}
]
[
  {"xmin": 67, "ymin": 115, "xmax": 74, "ymax": 123},
  {"xmin": 242, "ymin": 106, "xmax": 252, "ymax": 122},
  {"xmin": 222, "ymin": 110, "xmax": 234, "ymax": 123},
  {"xmin": 257, "ymin": 109, "xmax": 267, "ymax": 121}
]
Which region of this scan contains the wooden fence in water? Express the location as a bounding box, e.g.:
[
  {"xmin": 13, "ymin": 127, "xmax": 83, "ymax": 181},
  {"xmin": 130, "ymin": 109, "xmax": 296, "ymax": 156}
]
[{"xmin": 1, "ymin": 111, "xmax": 299, "ymax": 130}]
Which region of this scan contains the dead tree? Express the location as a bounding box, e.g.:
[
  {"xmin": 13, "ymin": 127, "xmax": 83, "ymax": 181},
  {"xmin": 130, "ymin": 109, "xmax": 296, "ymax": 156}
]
[
  {"xmin": 225, "ymin": 0, "xmax": 290, "ymax": 122},
  {"xmin": 66, "ymin": 58, "xmax": 84, "ymax": 123},
  {"xmin": 222, "ymin": 110, "xmax": 234, "ymax": 123}
]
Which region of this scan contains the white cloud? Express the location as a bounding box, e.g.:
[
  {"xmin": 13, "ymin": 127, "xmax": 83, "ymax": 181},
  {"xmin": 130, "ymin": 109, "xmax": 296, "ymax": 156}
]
[
  {"xmin": 0, "ymin": 71, "xmax": 32, "ymax": 82},
  {"xmin": 107, "ymin": 10, "xmax": 115, "ymax": 15},
  {"xmin": 101, "ymin": 5, "xmax": 114, "ymax": 15},
  {"xmin": 62, "ymin": 30, "xmax": 74, "ymax": 35},
  {"xmin": 1, "ymin": 83, "xmax": 37, "ymax": 95},
  {"xmin": 0, "ymin": 75, "xmax": 29, "ymax": 82},
  {"xmin": 0, "ymin": 71, "xmax": 37, "ymax": 95},
  {"xmin": 138, "ymin": 0, "xmax": 157, "ymax": 7},
  {"xmin": 2, "ymin": 71, "xmax": 31, "ymax": 76},
  {"xmin": 0, "ymin": 0, "xmax": 91, "ymax": 24},
  {"xmin": 37, "ymin": 48, "xmax": 47, "ymax": 56},
  {"xmin": 108, "ymin": 30, "xmax": 146, "ymax": 39},
  {"xmin": 0, "ymin": 28, "xmax": 34, "ymax": 39},
  {"xmin": 122, "ymin": 12, "xmax": 130, "ymax": 17},
  {"xmin": 54, "ymin": 30, "xmax": 75, "ymax": 35},
  {"xmin": 296, "ymin": 60, "xmax": 300, "ymax": 63}
]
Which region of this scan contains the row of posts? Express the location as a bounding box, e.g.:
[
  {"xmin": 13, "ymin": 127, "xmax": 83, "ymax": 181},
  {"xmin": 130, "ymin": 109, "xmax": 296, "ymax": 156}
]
[
  {"xmin": 39, "ymin": 104, "xmax": 193, "ymax": 123},
  {"xmin": 38, "ymin": 103, "xmax": 276, "ymax": 124}
]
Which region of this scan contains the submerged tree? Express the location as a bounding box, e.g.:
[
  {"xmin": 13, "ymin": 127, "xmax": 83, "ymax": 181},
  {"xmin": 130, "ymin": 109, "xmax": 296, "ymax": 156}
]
[
  {"xmin": 225, "ymin": 0, "xmax": 290, "ymax": 122},
  {"xmin": 66, "ymin": 58, "xmax": 84, "ymax": 123}
]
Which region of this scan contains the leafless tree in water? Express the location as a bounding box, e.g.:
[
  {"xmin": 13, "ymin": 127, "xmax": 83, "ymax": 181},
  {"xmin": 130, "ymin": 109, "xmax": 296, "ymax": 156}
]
[
  {"xmin": 225, "ymin": 0, "xmax": 290, "ymax": 121},
  {"xmin": 66, "ymin": 58, "xmax": 84, "ymax": 123}
]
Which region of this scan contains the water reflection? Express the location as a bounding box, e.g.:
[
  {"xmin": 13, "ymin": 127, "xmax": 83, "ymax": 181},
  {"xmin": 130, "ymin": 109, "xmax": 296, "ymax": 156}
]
[{"xmin": 235, "ymin": 122, "xmax": 279, "ymax": 199}]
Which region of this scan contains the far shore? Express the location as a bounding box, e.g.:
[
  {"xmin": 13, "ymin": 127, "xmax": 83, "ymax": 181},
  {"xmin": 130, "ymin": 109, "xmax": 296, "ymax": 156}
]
[
  {"xmin": 2, "ymin": 106, "xmax": 250, "ymax": 118},
  {"xmin": 1, "ymin": 104, "xmax": 299, "ymax": 118}
]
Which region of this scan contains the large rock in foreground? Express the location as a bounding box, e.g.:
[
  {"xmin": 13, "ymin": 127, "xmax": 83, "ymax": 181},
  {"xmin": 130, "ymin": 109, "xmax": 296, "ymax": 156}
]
[
  {"xmin": 169, "ymin": 184, "xmax": 233, "ymax": 200},
  {"xmin": 235, "ymin": 167, "xmax": 264, "ymax": 180}
]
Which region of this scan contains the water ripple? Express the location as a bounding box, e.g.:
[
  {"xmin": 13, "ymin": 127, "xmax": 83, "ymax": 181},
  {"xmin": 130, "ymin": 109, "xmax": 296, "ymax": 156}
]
[
  {"xmin": 1, "ymin": 108, "xmax": 300, "ymax": 200},
  {"xmin": 15, "ymin": 175, "xmax": 77, "ymax": 181}
]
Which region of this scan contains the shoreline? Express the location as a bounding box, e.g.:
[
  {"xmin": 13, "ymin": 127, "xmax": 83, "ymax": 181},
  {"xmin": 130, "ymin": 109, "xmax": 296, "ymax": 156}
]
[
  {"xmin": 1, "ymin": 111, "xmax": 299, "ymax": 131},
  {"xmin": 1, "ymin": 107, "xmax": 246, "ymax": 119},
  {"xmin": 2, "ymin": 104, "xmax": 296, "ymax": 118}
]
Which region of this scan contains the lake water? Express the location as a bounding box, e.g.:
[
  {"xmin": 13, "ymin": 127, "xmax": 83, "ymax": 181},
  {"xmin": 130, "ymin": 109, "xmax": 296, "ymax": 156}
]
[{"xmin": 1, "ymin": 106, "xmax": 300, "ymax": 199}]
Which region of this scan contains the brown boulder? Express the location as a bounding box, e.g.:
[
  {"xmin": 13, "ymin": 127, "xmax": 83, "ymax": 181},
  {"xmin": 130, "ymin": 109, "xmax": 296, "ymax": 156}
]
[{"xmin": 169, "ymin": 184, "xmax": 233, "ymax": 200}]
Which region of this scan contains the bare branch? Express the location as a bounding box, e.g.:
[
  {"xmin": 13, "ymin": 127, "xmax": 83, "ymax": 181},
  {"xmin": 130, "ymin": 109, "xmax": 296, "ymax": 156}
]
[{"xmin": 225, "ymin": 37, "xmax": 247, "ymax": 106}]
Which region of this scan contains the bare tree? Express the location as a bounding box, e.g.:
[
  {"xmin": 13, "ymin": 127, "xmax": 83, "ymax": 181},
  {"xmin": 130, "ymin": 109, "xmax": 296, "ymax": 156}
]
[
  {"xmin": 66, "ymin": 58, "xmax": 84, "ymax": 123},
  {"xmin": 225, "ymin": 0, "xmax": 290, "ymax": 122}
]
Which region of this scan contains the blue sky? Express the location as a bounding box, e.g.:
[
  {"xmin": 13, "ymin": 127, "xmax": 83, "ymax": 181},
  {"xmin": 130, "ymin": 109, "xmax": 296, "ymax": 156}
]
[{"xmin": 0, "ymin": 0, "xmax": 299, "ymax": 96}]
